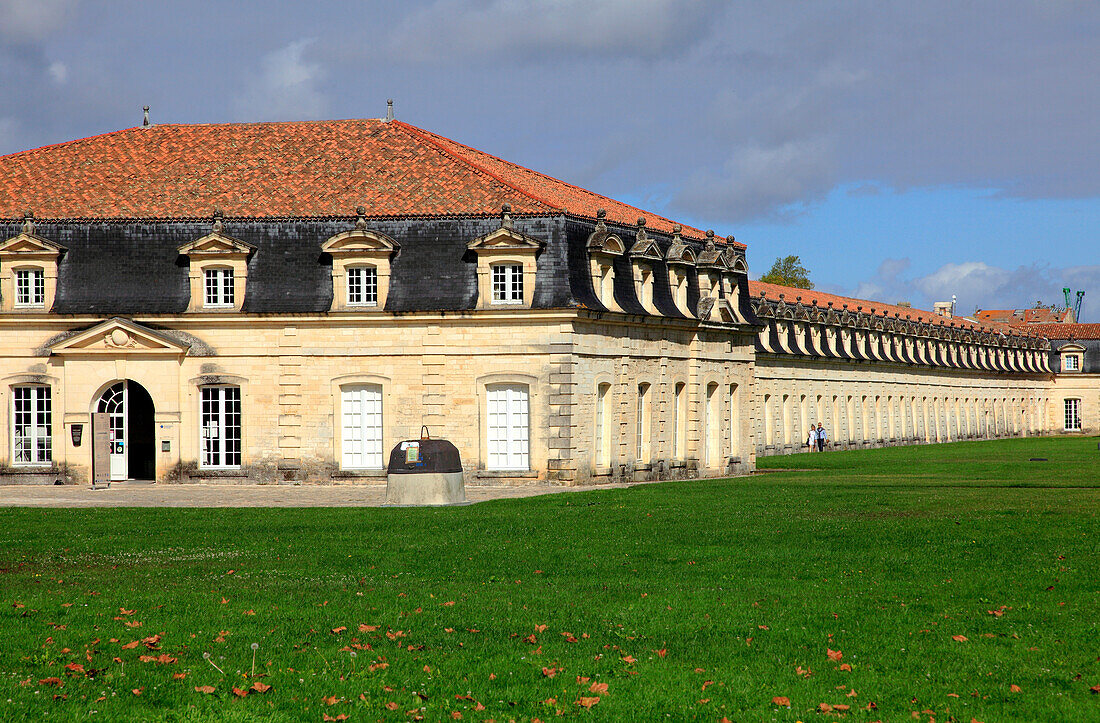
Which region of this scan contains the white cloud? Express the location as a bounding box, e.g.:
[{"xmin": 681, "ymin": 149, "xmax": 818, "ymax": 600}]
[
  {"xmin": 0, "ymin": 0, "xmax": 77, "ymax": 41},
  {"xmin": 841, "ymin": 258, "xmax": 1100, "ymax": 322},
  {"xmin": 47, "ymin": 60, "xmax": 66, "ymax": 84},
  {"xmin": 388, "ymin": 0, "xmax": 722, "ymax": 62},
  {"xmin": 233, "ymin": 39, "xmax": 328, "ymax": 121}
]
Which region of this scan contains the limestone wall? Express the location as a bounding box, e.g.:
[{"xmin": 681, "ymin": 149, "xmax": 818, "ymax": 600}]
[{"xmin": 754, "ymin": 354, "xmax": 1054, "ymax": 455}]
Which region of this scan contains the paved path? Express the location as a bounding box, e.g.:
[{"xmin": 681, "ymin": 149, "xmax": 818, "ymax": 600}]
[{"xmin": 0, "ymin": 481, "xmax": 650, "ymax": 508}]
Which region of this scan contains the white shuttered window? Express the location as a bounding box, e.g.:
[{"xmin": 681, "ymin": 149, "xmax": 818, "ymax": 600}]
[
  {"xmin": 342, "ymin": 385, "xmax": 384, "ymax": 469},
  {"xmin": 486, "ymin": 384, "xmax": 529, "ymax": 470}
]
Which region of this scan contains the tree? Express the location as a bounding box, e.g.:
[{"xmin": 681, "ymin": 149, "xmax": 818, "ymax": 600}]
[{"xmin": 759, "ymin": 255, "xmax": 814, "ymax": 289}]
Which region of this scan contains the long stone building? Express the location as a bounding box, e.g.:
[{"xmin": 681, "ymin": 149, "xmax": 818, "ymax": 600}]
[{"xmin": 0, "ymin": 118, "xmax": 1091, "ymax": 486}]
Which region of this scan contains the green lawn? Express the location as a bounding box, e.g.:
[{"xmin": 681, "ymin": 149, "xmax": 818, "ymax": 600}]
[{"xmin": 1, "ymin": 437, "xmax": 1098, "ymax": 722}]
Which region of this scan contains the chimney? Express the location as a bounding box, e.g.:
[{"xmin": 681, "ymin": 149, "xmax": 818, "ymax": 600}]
[
  {"xmin": 933, "ymin": 301, "xmax": 953, "ymax": 318},
  {"xmin": 143, "ymin": 106, "xmax": 150, "ymax": 127},
  {"xmin": 385, "ymin": 99, "xmax": 394, "ymax": 122}
]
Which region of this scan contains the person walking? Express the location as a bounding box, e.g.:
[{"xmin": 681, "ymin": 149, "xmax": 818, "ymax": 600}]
[
  {"xmin": 806, "ymin": 426, "xmax": 817, "ymax": 452},
  {"xmin": 816, "ymin": 422, "xmax": 828, "ymax": 452}
]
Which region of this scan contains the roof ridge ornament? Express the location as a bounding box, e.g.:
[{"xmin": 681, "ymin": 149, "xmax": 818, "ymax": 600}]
[
  {"xmin": 211, "ymin": 208, "xmax": 224, "ymax": 234},
  {"xmin": 671, "ymin": 224, "xmax": 682, "ymax": 244},
  {"xmin": 704, "ymin": 229, "xmax": 716, "ymax": 252},
  {"xmin": 501, "ymin": 203, "xmax": 513, "ymax": 230},
  {"xmin": 22, "ymin": 210, "xmax": 34, "ymax": 235},
  {"xmin": 385, "ymin": 99, "xmax": 394, "ymax": 122},
  {"xmin": 143, "ymin": 106, "xmax": 150, "ymax": 127},
  {"xmin": 635, "ymin": 217, "xmax": 648, "ymax": 244},
  {"xmin": 354, "ymin": 205, "xmax": 368, "ymax": 231}
]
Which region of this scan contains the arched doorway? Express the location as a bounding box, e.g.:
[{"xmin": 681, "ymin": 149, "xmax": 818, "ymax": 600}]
[{"xmin": 95, "ymin": 380, "xmax": 156, "ymax": 481}]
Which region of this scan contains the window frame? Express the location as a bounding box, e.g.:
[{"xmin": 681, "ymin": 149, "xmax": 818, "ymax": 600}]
[
  {"xmin": 1062, "ymin": 353, "xmax": 1081, "ymax": 372},
  {"xmin": 1064, "ymin": 398, "xmax": 1082, "ymax": 432},
  {"xmin": 340, "ymin": 384, "xmax": 384, "ymax": 470},
  {"xmin": 203, "ymin": 267, "xmax": 235, "ymax": 309},
  {"xmin": 485, "ymin": 383, "xmax": 530, "ymax": 471},
  {"xmin": 346, "ymin": 265, "xmax": 379, "ymax": 307},
  {"xmin": 199, "ymin": 385, "xmax": 242, "ymax": 469},
  {"xmin": 490, "ymin": 263, "xmax": 524, "ymax": 305},
  {"xmin": 11, "ymin": 385, "xmax": 52, "ymax": 466},
  {"xmin": 13, "ymin": 267, "xmax": 45, "ymax": 308}
]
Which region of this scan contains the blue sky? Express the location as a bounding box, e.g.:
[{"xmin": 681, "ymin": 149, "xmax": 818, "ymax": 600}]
[{"xmin": 1, "ymin": 0, "xmax": 1097, "ymax": 319}]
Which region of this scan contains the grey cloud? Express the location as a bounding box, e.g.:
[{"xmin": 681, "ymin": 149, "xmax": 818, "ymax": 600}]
[
  {"xmin": 0, "ymin": 0, "xmax": 78, "ymax": 41},
  {"xmin": 386, "ymin": 0, "xmax": 724, "ymax": 62},
  {"xmin": 673, "ymin": 137, "xmax": 836, "ymax": 222},
  {"xmin": 233, "ymin": 39, "xmax": 329, "ymax": 122}
]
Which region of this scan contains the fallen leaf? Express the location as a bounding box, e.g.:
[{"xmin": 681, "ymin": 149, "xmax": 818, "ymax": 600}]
[
  {"xmin": 358, "ymin": 623, "xmax": 378, "ymax": 632},
  {"xmin": 323, "ymin": 715, "xmax": 350, "ymax": 722},
  {"xmin": 656, "ymin": 648, "xmax": 667, "ymax": 657},
  {"xmin": 542, "ymin": 667, "xmax": 559, "ymax": 678},
  {"xmin": 131, "ymin": 687, "xmax": 143, "ymax": 696},
  {"xmin": 524, "ymin": 634, "xmax": 537, "ymax": 644},
  {"xmin": 847, "ymin": 689, "xmax": 857, "ymax": 698},
  {"xmin": 251, "ymin": 681, "xmax": 271, "ymax": 693},
  {"xmin": 839, "ymin": 663, "xmax": 852, "ymax": 672},
  {"xmin": 952, "ymin": 635, "xmax": 969, "ymax": 642},
  {"xmin": 576, "ymin": 676, "xmax": 590, "ymax": 684},
  {"xmin": 232, "ymin": 687, "xmax": 248, "ymax": 698},
  {"xmin": 772, "ymin": 696, "xmax": 790, "ymax": 706},
  {"xmin": 589, "ymin": 682, "xmax": 609, "ymax": 694},
  {"xmin": 323, "ymin": 695, "xmax": 338, "ymax": 705},
  {"xmin": 119, "ymin": 608, "xmax": 135, "ymax": 615},
  {"xmin": 702, "ymin": 680, "xmax": 714, "ymax": 691},
  {"xmin": 194, "ymin": 685, "xmax": 216, "ymax": 694},
  {"xmin": 173, "ymin": 672, "xmax": 187, "ymax": 680},
  {"xmin": 622, "ymin": 655, "xmax": 637, "ymax": 664},
  {"xmin": 121, "ymin": 640, "xmax": 140, "ymax": 650},
  {"xmin": 123, "ymin": 621, "xmax": 142, "ymax": 628},
  {"xmin": 1090, "ymin": 684, "xmax": 1100, "ymax": 695},
  {"xmin": 442, "ymin": 601, "xmax": 456, "ymax": 606},
  {"xmin": 535, "ymin": 624, "xmax": 548, "ymax": 632},
  {"xmin": 1010, "ymin": 684, "xmax": 1022, "ymax": 693},
  {"xmin": 331, "ymin": 626, "xmax": 347, "ymax": 634},
  {"xmin": 39, "ymin": 678, "xmax": 62, "ymax": 687},
  {"xmin": 385, "ymin": 701, "xmax": 399, "ymax": 710},
  {"xmin": 64, "ymin": 663, "xmax": 85, "ymax": 675},
  {"xmin": 834, "ymin": 703, "xmax": 850, "ymax": 711},
  {"xmin": 819, "ymin": 702, "xmax": 833, "ymax": 712},
  {"xmin": 827, "ymin": 648, "xmax": 843, "ymax": 662},
  {"xmin": 576, "ymin": 696, "xmax": 600, "ymax": 708}
]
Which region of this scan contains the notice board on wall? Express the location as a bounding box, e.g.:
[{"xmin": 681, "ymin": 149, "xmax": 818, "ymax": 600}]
[{"xmin": 92, "ymin": 412, "xmax": 110, "ymax": 488}]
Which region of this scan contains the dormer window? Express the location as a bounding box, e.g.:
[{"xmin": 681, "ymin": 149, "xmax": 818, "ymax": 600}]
[
  {"xmin": 323, "ymin": 209, "xmax": 399, "ymax": 312},
  {"xmin": 0, "ymin": 213, "xmax": 65, "ymax": 313},
  {"xmin": 595, "ymin": 262, "xmax": 616, "ymax": 308},
  {"xmin": 178, "ymin": 213, "xmax": 255, "ymax": 313},
  {"xmin": 347, "ymin": 266, "xmax": 378, "ymax": 306},
  {"xmin": 1058, "ymin": 344, "xmax": 1085, "ymax": 372},
  {"xmin": 491, "ymin": 263, "xmax": 524, "ymax": 304},
  {"xmin": 204, "ymin": 268, "xmax": 234, "ymax": 308},
  {"xmin": 14, "ymin": 268, "xmax": 45, "ymax": 308},
  {"xmin": 635, "ymin": 264, "xmax": 655, "ymax": 311},
  {"xmin": 665, "ymin": 236, "xmax": 697, "ymax": 317},
  {"xmin": 586, "ymin": 209, "xmax": 624, "ymax": 312},
  {"xmin": 468, "ymin": 205, "xmax": 542, "ymax": 310}
]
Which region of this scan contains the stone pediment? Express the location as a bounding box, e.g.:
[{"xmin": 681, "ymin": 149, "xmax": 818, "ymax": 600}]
[
  {"xmin": 48, "ymin": 318, "xmax": 190, "ymax": 356},
  {"xmin": 322, "ymin": 229, "xmax": 399, "ymax": 255},
  {"xmin": 177, "ymin": 232, "xmax": 255, "ymax": 257},
  {"xmin": 628, "ymin": 238, "xmax": 663, "ymax": 261},
  {"xmin": 467, "ymin": 226, "xmax": 542, "ymax": 251},
  {"xmin": 0, "ymin": 232, "xmax": 65, "ymax": 257}
]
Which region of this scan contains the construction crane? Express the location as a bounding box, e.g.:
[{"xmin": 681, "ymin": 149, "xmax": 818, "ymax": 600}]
[{"xmin": 1063, "ymin": 288, "xmax": 1085, "ymax": 322}]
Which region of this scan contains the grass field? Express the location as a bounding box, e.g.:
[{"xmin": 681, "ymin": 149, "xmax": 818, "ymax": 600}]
[{"xmin": 1, "ymin": 437, "xmax": 1098, "ymax": 722}]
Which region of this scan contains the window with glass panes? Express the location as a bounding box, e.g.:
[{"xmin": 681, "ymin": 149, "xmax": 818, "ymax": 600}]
[
  {"xmin": 491, "ymin": 264, "xmax": 523, "ymax": 304},
  {"xmin": 204, "ymin": 268, "xmax": 234, "ymax": 307},
  {"xmin": 341, "ymin": 385, "xmax": 383, "ymax": 468},
  {"xmin": 12, "ymin": 386, "xmax": 51, "ymax": 464},
  {"xmin": 1064, "ymin": 398, "xmax": 1081, "ymax": 431},
  {"xmin": 200, "ymin": 386, "xmax": 241, "ymax": 467},
  {"xmin": 486, "ymin": 384, "xmax": 529, "ymax": 470},
  {"xmin": 15, "ymin": 269, "xmax": 44, "ymax": 307},
  {"xmin": 1063, "ymin": 354, "xmax": 1080, "ymax": 371},
  {"xmin": 347, "ymin": 266, "xmax": 377, "ymax": 306}
]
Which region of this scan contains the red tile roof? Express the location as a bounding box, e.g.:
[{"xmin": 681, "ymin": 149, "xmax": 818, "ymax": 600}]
[
  {"xmin": 1025, "ymin": 323, "xmax": 1100, "ymax": 340},
  {"xmin": 0, "ymin": 118, "xmax": 732, "ymax": 244},
  {"xmin": 975, "ymin": 308, "xmax": 1072, "ymax": 325},
  {"xmin": 748, "ymin": 280, "xmax": 1041, "ymax": 337}
]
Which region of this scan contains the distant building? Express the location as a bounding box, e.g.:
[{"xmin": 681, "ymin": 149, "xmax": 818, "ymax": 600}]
[{"xmin": 976, "ymin": 307, "xmax": 1076, "ymax": 326}]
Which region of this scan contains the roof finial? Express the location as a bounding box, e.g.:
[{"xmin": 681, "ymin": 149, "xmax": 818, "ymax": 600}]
[
  {"xmin": 21, "ymin": 210, "xmax": 34, "ymax": 234},
  {"xmin": 501, "ymin": 203, "xmax": 513, "ymax": 230},
  {"xmin": 726, "ymin": 234, "xmax": 736, "ymax": 244},
  {"xmin": 704, "ymin": 228, "xmax": 715, "ymax": 251},
  {"xmin": 212, "ymin": 208, "xmax": 224, "ymax": 233},
  {"xmin": 143, "ymin": 106, "xmax": 150, "ymax": 127},
  {"xmin": 635, "ymin": 217, "xmax": 648, "ymax": 244},
  {"xmin": 385, "ymin": 99, "xmax": 394, "ymax": 122},
  {"xmin": 354, "ymin": 205, "xmax": 367, "ymax": 230}
]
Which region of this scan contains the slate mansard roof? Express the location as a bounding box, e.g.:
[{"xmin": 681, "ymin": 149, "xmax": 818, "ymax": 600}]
[{"xmin": 0, "ymin": 119, "xmax": 747, "ymax": 316}]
